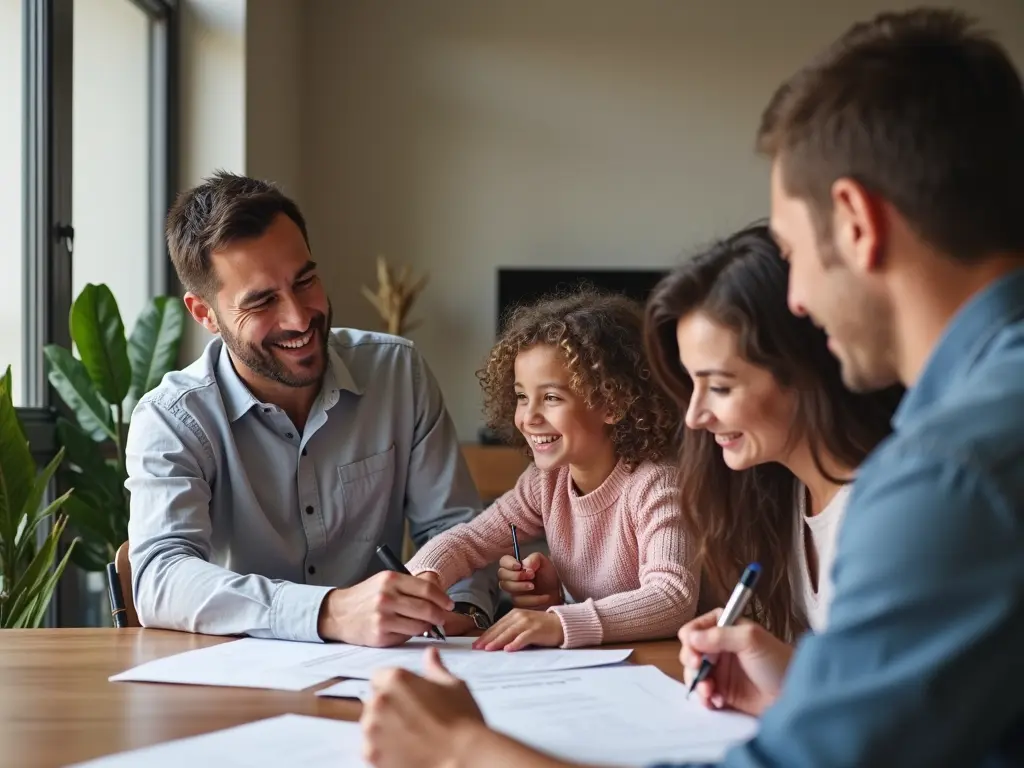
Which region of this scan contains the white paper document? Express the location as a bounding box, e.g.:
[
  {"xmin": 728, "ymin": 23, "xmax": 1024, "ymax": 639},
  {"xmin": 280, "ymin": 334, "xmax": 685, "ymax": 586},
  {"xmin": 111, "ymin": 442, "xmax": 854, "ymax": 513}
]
[
  {"xmin": 320, "ymin": 664, "xmax": 758, "ymax": 765},
  {"xmin": 108, "ymin": 638, "xmax": 345, "ymax": 691},
  {"xmin": 66, "ymin": 714, "xmax": 368, "ymax": 768},
  {"xmin": 109, "ymin": 635, "xmax": 632, "ymax": 691},
  {"xmin": 297, "ymin": 635, "xmax": 634, "ymax": 681}
]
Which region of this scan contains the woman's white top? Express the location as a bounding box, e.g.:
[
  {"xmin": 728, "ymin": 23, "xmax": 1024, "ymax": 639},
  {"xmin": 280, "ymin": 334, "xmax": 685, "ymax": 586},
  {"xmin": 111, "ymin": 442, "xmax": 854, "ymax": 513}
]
[{"xmin": 790, "ymin": 483, "xmax": 851, "ymax": 633}]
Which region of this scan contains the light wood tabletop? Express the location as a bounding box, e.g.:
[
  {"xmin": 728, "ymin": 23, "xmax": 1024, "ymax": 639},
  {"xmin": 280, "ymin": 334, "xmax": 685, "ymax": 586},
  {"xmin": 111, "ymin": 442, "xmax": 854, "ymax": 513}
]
[{"xmin": 0, "ymin": 628, "xmax": 684, "ymax": 768}]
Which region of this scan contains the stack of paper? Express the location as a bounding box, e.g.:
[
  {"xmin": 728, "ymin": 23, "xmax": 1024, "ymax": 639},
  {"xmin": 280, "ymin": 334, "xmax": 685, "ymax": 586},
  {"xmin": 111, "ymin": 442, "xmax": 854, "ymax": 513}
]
[
  {"xmin": 67, "ymin": 714, "xmax": 366, "ymax": 768},
  {"xmin": 109, "ymin": 635, "xmax": 634, "ymax": 691},
  {"xmin": 97, "ymin": 637, "xmax": 759, "ymax": 767},
  {"xmin": 320, "ymin": 664, "xmax": 758, "ymax": 765}
]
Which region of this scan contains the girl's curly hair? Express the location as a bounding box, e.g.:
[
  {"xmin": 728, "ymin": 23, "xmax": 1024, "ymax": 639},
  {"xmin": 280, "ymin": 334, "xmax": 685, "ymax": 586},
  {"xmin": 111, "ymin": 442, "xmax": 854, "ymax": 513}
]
[{"xmin": 477, "ymin": 288, "xmax": 678, "ymax": 470}]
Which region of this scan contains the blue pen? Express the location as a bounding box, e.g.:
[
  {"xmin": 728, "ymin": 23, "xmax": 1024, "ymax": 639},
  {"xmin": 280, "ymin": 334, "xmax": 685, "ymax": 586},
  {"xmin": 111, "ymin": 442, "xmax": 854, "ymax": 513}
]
[{"xmin": 685, "ymin": 562, "xmax": 761, "ymax": 699}]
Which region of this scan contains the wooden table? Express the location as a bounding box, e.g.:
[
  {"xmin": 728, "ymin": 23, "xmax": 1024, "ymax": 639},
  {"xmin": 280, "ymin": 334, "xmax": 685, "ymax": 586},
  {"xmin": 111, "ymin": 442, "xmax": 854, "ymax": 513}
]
[{"xmin": 0, "ymin": 629, "xmax": 683, "ymax": 768}]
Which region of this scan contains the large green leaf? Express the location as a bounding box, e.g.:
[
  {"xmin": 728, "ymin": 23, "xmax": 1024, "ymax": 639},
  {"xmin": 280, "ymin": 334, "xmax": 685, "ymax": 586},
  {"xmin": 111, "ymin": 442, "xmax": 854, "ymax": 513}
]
[
  {"xmin": 0, "ymin": 370, "xmax": 35, "ymax": 563},
  {"xmin": 61, "ymin": 492, "xmax": 116, "ymax": 548},
  {"xmin": 57, "ymin": 418, "xmax": 124, "ymax": 499},
  {"xmin": 13, "ymin": 449, "xmax": 66, "ymax": 558},
  {"xmin": 43, "ymin": 345, "xmax": 115, "ymax": 442},
  {"xmin": 70, "ymin": 284, "xmax": 132, "ymax": 405},
  {"xmin": 4, "ymin": 516, "xmax": 73, "ymax": 629},
  {"xmin": 0, "ymin": 366, "xmax": 25, "ymax": 442},
  {"xmin": 6, "ymin": 515, "xmax": 66, "ymax": 624},
  {"xmin": 26, "ymin": 540, "xmax": 77, "ymax": 627},
  {"xmin": 128, "ymin": 296, "xmax": 186, "ymax": 404}
]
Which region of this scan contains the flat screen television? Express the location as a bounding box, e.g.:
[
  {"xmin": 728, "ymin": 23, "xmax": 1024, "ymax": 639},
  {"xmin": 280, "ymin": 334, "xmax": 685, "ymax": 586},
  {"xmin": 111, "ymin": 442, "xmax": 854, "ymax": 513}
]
[{"xmin": 495, "ymin": 267, "xmax": 668, "ymax": 333}]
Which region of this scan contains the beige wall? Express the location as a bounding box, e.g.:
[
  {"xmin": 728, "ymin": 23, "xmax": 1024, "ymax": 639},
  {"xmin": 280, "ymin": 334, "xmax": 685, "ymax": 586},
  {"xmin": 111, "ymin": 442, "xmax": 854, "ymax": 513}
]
[
  {"xmin": 297, "ymin": 0, "xmax": 1024, "ymax": 439},
  {"xmin": 178, "ymin": 0, "xmax": 247, "ymax": 362},
  {"xmin": 246, "ymin": 0, "xmax": 305, "ymax": 206},
  {"xmin": 173, "ymin": 0, "xmax": 1024, "ymax": 438}
]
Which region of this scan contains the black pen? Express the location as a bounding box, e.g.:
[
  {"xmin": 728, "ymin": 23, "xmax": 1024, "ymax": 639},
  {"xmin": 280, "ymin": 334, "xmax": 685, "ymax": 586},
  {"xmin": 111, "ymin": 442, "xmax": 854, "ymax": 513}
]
[
  {"xmin": 375, "ymin": 543, "xmax": 446, "ymax": 641},
  {"xmin": 686, "ymin": 562, "xmax": 761, "ymax": 699},
  {"xmin": 510, "ymin": 523, "xmax": 522, "ymax": 564}
]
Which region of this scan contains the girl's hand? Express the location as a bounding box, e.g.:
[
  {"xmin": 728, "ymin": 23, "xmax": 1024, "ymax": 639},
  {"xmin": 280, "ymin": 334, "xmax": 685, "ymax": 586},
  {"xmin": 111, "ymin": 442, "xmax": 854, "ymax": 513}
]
[
  {"xmin": 473, "ymin": 608, "xmax": 564, "ymax": 651},
  {"xmin": 497, "ymin": 552, "xmax": 563, "ymax": 609}
]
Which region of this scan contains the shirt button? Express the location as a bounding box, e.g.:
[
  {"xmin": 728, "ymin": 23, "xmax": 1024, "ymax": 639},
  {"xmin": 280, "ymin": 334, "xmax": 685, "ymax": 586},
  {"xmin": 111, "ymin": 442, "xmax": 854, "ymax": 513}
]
[
  {"xmin": 285, "ymin": 432, "xmax": 294, "ymax": 439},
  {"xmin": 308, "ymin": 565, "xmax": 316, "ymax": 575},
  {"xmin": 305, "ymin": 505, "xmax": 314, "ymax": 515}
]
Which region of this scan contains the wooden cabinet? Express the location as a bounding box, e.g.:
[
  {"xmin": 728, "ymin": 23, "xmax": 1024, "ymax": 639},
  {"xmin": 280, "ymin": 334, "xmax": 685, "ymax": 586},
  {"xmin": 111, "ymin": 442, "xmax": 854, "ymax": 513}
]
[{"xmin": 460, "ymin": 443, "xmax": 530, "ymax": 503}]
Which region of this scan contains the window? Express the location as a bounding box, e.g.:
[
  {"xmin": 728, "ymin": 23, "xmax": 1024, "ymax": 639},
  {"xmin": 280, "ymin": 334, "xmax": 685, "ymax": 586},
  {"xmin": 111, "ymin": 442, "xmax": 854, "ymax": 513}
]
[
  {"xmin": 1, "ymin": 0, "xmax": 25, "ymax": 405},
  {"xmin": 72, "ymin": 0, "xmax": 153, "ymax": 334},
  {"xmin": 15, "ymin": 0, "xmax": 178, "ymax": 627}
]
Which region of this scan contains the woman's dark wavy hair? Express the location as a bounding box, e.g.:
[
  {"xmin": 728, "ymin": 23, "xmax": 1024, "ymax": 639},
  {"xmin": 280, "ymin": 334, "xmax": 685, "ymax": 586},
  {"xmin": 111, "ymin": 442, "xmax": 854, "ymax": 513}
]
[{"xmin": 644, "ymin": 223, "xmax": 904, "ymax": 638}]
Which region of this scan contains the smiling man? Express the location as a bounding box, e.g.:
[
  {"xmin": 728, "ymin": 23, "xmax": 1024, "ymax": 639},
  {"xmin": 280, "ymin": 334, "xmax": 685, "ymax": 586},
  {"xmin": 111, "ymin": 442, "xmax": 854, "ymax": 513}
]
[{"xmin": 125, "ymin": 172, "xmax": 496, "ymax": 645}]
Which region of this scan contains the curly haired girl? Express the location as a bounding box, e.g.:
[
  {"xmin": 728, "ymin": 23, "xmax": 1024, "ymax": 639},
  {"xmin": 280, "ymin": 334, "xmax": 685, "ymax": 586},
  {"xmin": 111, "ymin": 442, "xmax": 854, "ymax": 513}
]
[{"xmin": 407, "ymin": 289, "xmax": 698, "ymax": 649}]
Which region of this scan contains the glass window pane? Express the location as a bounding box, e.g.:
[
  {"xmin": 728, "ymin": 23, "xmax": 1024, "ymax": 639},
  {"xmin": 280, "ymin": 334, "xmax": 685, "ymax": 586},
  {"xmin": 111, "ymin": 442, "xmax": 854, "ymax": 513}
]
[
  {"xmin": 0, "ymin": 0, "xmax": 25, "ymax": 405},
  {"xmin": 71, "ymin": 0, "xmax": 153, "ymax": 626},
  {"xmin": 73, "ymin": 0, "xmax": 151, "ymax": 337}
]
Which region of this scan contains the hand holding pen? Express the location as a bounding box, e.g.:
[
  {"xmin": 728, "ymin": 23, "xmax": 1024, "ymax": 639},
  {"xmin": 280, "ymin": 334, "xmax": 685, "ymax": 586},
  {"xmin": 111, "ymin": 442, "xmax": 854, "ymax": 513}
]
[
  {"xmin": 679, "ymin": 563, "xmax": 794, "ymax": 716},
  {"xmin": 375, "ymin": 544, "xmax": 447, "ymax": 641},
  {"xmin": 496, "ymin": 523, "xmax": 564, "ymax": 609}
]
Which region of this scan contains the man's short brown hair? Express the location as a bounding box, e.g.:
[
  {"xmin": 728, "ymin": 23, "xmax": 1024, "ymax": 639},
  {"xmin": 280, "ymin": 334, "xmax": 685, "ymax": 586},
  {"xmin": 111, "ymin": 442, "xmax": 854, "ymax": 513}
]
[
  {"xmin": 757, "ymin": 8, "xmax": 1024, "ymax": 262},
  {"xmin": 166, "ymin": 171, "xmax": 310, "ymax": 298}
]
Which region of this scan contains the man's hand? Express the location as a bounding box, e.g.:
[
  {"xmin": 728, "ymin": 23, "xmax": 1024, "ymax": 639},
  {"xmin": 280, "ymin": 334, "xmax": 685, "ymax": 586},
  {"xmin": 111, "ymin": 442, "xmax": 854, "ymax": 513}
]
[
  {"xmin": 362, "ymin": 648, "xmax": 486, "ymax": 768},
  {"xmin": 473, "ymin": 608, "xmax": 564, "ymax": 651},
  {"xmin": 415, "ymin": 572, "xmax": 477, "ymax": 637},
  {"xmin": 497, "ymin": 552, "xmax": 563, "ymax": 609},
  {"xmin": 317, "ymin": 571, "xmax": 454, "ymax": 647},
  {"xmin": 679, "ymin": 608, "xmax": 794, "ymax": 716}
]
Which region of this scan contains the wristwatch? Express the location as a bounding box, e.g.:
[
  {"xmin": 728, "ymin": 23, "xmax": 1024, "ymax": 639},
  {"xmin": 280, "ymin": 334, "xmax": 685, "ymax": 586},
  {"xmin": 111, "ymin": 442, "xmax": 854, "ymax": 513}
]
[{"xmin": 453, "ymin": 602, "xmax": 492, "ymax": 630}]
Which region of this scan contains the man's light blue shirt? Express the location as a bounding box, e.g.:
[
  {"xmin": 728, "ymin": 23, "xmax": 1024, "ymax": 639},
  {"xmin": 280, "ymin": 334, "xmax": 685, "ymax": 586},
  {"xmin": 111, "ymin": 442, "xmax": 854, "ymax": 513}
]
[
  {"xmin": 125, "ymin": 328, "xmax": 497, "ymax": 642},
  {"xmin": 655, "ymin": 269, "xmax": 1024, "ymax": 767}
]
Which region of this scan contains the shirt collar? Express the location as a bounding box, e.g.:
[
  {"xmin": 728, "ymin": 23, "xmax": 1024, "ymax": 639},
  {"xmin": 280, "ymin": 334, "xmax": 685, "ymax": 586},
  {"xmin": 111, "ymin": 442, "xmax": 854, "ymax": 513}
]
[
  {"xmin": 894, "ymin": 267, "xmax": 1024, "ymax": 429},
  {"xmin": 324, "ymin": 338, "xmax": 362, "ymax": 397},
  {"xmin": 216, "ymin": 335, "xmax": 363, "ymax": 423},
  {"xmin": 216, "ymin": 342, "xmax": 261, "ymax": 422}
]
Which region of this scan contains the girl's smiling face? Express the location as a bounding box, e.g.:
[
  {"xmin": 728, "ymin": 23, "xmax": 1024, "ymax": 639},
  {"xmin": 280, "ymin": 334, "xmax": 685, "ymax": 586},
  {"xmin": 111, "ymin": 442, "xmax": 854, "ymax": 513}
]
[{"xmin": 513, "ymin": 344, "xmax": 616, "ymax": 481}]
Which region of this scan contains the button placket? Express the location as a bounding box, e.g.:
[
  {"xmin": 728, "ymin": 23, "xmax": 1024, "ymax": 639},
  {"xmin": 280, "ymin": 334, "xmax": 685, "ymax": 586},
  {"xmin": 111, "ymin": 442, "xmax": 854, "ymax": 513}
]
[{"xmin": 297, "ymin": 445, "xmax": 325, "ymax": 584}]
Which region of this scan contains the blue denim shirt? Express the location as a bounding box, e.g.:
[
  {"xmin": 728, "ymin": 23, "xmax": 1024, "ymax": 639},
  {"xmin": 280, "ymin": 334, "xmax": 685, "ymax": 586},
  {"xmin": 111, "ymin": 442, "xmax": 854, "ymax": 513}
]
[
  {"xmin": 654, "ymin": 269, "xmax": 1024, "ymax": 767},
  {"xmin": 125, "ymin": 328, "xmax": 497, "ymax": 642}
]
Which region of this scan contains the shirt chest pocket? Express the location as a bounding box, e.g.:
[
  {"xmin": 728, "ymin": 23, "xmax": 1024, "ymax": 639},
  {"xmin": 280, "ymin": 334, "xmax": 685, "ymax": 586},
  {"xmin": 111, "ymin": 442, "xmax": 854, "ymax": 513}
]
[{"xmin": 336, "ymin": 445, "xmax": 396, "ymax": 543}]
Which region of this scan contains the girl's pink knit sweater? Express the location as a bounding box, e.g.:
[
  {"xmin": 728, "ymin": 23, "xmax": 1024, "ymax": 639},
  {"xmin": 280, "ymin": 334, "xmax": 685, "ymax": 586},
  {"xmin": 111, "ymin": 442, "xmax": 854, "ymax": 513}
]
[{"xmin": 407, "ymin": 459, "xmax": 698, "ymax": 648}]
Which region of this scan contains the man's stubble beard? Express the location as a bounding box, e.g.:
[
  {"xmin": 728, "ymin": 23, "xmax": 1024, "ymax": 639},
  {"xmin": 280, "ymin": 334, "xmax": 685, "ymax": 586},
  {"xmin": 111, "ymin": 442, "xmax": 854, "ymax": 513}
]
[{"xmin": 220, "ymin": 303, "xmax": 333, "ymax": 389}]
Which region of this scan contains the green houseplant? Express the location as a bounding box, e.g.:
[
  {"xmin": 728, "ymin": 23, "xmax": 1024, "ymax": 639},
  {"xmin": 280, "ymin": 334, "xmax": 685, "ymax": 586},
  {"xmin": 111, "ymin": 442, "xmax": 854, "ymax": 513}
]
[
  {"xmin": 43, "ymin": 284, "xmax": 186, "ymax": 571},
  {"xmin": 0, "ymin": 366, "xmax": 77, "ymax": 628}
]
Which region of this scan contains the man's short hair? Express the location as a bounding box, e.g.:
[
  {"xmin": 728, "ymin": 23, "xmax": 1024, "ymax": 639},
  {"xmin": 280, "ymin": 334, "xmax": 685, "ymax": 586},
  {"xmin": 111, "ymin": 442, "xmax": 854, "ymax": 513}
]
[
  {"xmin": 166, "ymin": 171, "xmax": 310, "ymax": 298},
  {"xmin": 757, "ymin": 8, "xmax": 1024, "ymax": 261}
]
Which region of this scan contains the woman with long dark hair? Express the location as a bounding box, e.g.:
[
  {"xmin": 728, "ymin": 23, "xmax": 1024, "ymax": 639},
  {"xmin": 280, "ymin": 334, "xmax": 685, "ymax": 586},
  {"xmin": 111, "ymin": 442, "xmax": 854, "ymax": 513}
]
[{"xmin": 644, "ymin": 223, "xmax": 903, "ymax": 640}]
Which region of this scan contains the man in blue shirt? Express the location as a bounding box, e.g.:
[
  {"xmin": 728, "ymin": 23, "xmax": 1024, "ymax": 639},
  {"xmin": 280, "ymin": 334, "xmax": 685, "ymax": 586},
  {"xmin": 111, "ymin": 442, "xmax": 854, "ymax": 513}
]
[{"xmin": 357, "ymin": 8, "xmax": 1024, "ymax": 767}]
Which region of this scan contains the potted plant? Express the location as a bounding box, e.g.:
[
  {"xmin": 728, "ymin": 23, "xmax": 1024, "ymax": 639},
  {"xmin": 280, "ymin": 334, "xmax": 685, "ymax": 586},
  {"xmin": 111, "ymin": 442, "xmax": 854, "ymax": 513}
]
[
  {"xmin": 43, "ymin": 284, "xmax": 186, "ymax": 571},
  {"xmin": 0, "ymin": 366, "xmax": 77, "ymax": 628}
]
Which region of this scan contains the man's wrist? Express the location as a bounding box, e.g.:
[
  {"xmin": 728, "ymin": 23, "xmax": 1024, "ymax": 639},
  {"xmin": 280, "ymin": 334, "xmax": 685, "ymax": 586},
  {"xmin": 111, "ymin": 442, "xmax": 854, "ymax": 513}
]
[
  {"xmin": 452, "ymin": 601, "xmax": 493, "ymax": 629},
  {"xmin": 451, "ymin": 719, "xmax": 491, "ymax": 768},
  {"xmin": 316, "ymin": 588, "xmax": 341, "ymax": 640}
]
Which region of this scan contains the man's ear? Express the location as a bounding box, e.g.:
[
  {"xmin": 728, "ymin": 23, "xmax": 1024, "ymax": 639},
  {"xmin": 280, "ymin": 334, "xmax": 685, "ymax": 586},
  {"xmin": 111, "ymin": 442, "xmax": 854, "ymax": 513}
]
[
  {"xmin": 831, "ymin": 178, "xmax": 887, "ymax": 274},
  {"xmin": 183, "ymin": 292, "xmax": 220, "ymax": 335}
]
